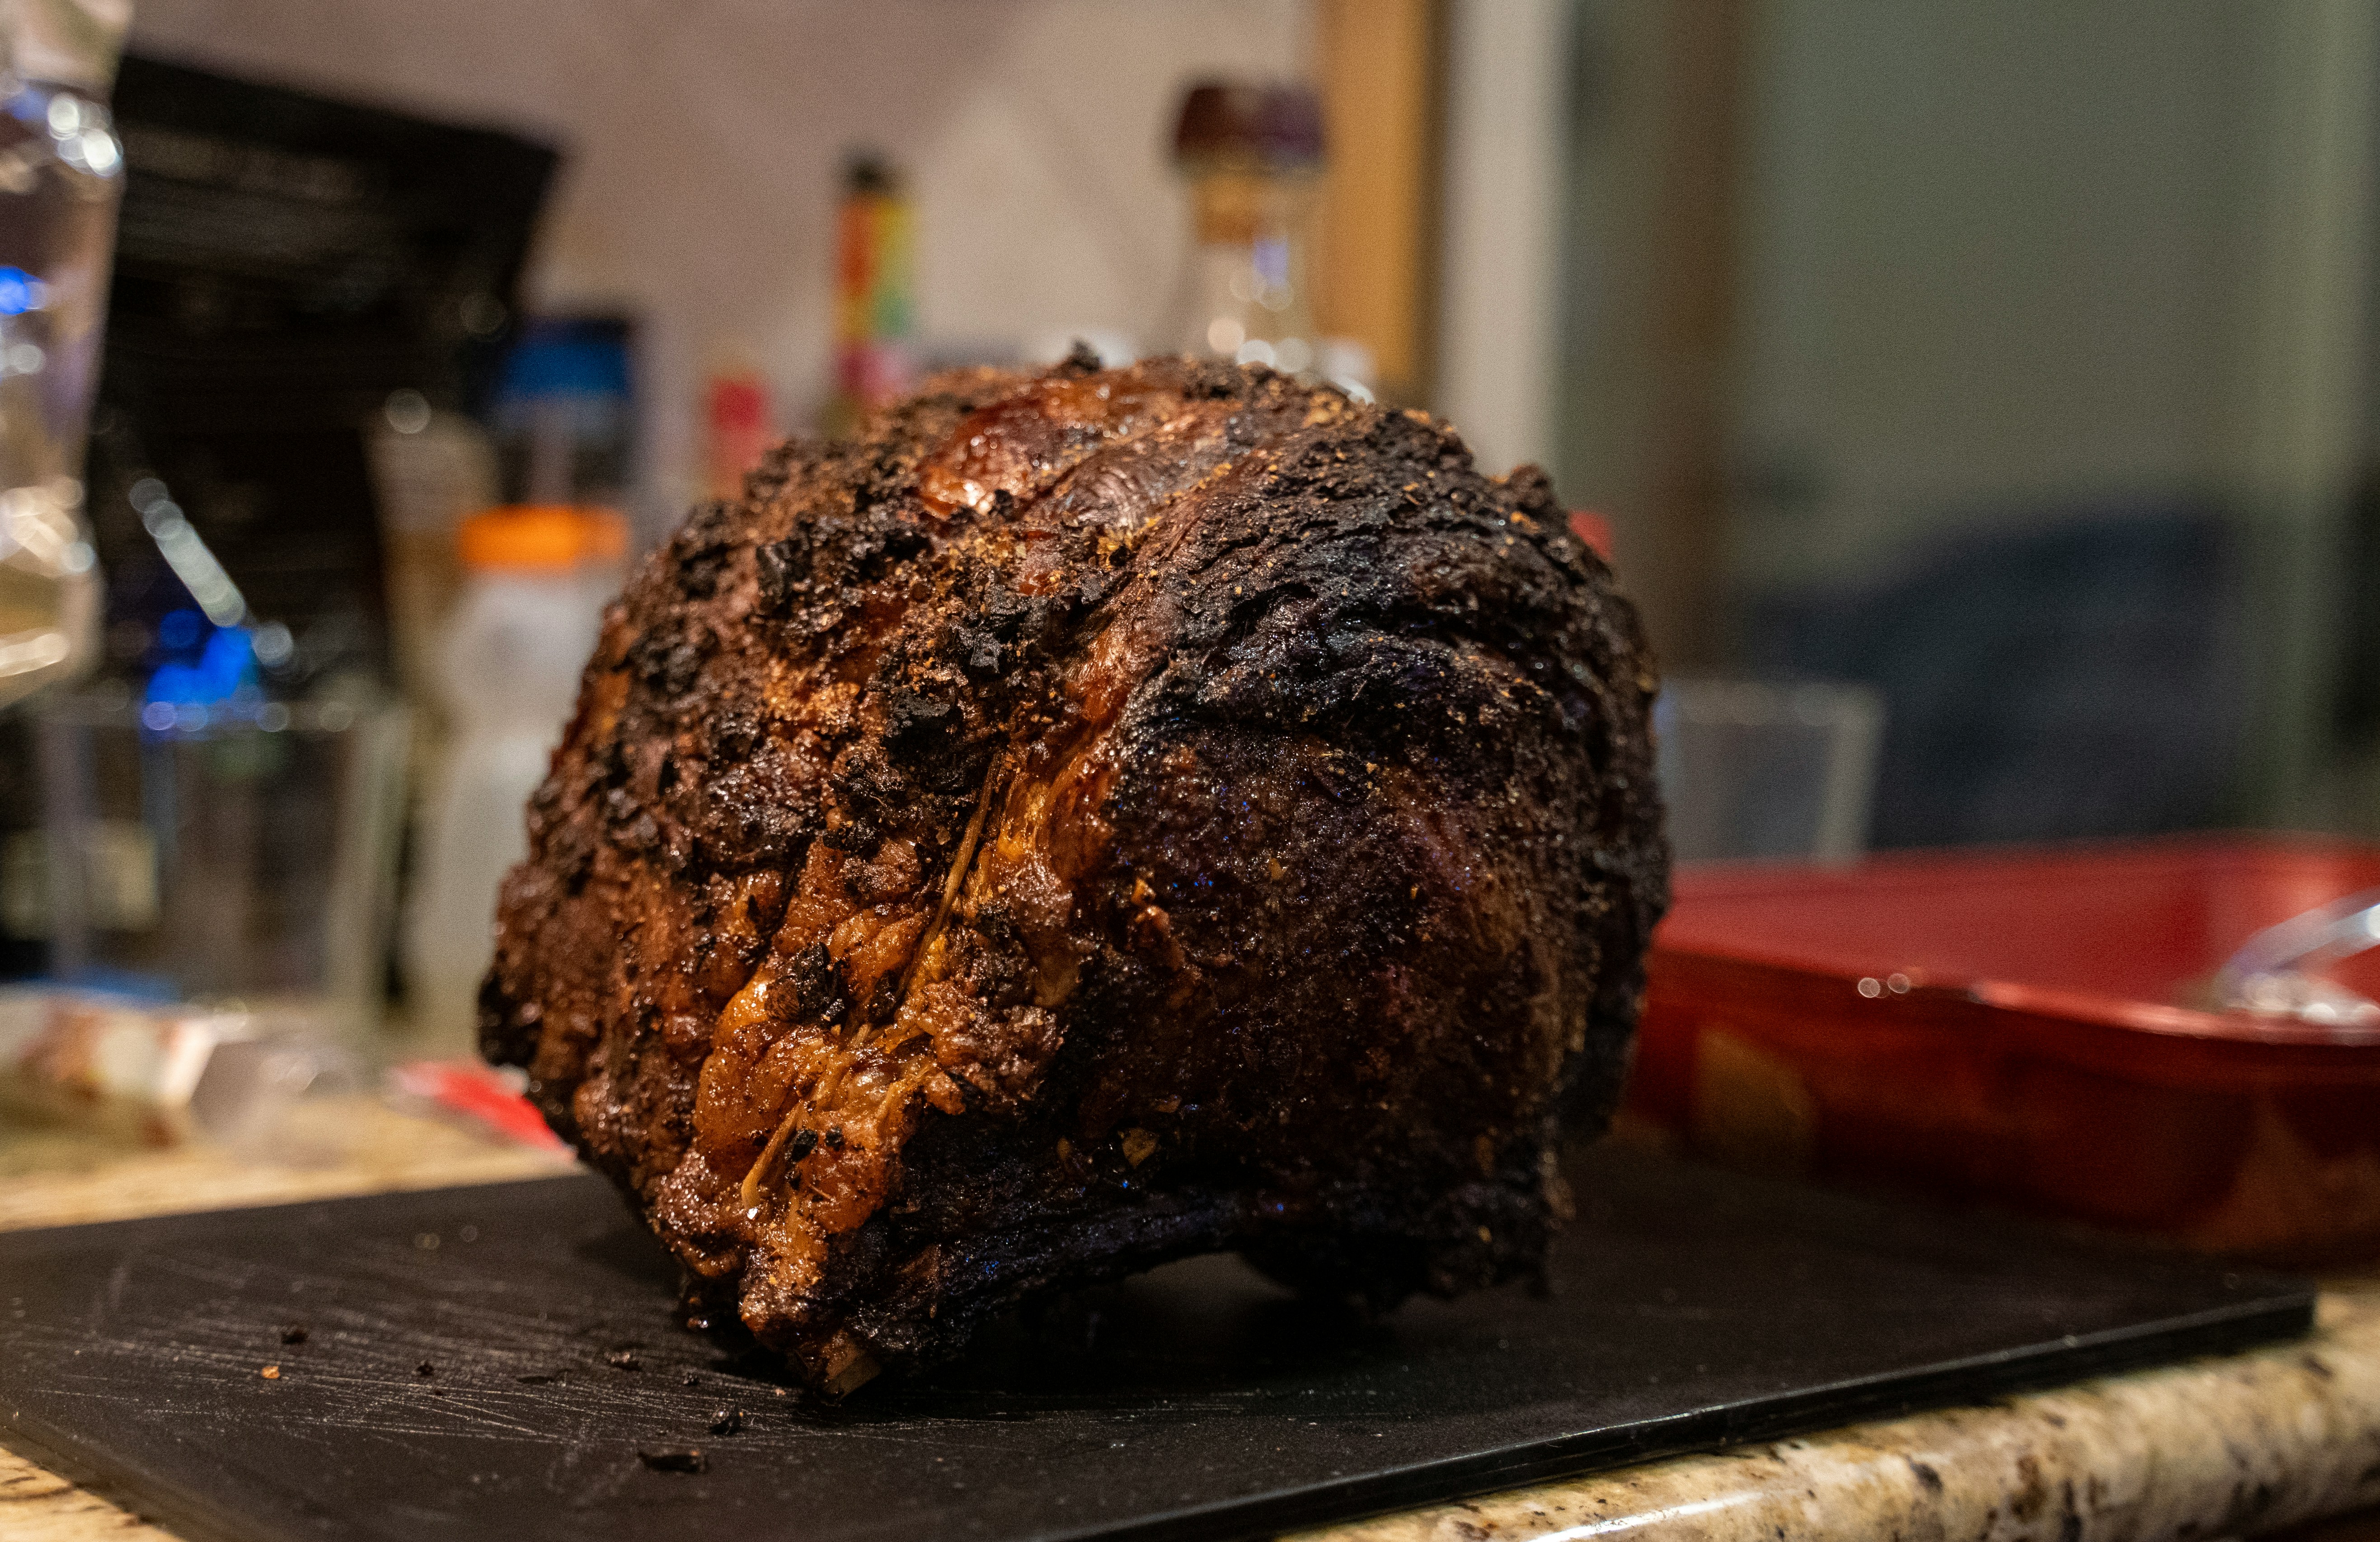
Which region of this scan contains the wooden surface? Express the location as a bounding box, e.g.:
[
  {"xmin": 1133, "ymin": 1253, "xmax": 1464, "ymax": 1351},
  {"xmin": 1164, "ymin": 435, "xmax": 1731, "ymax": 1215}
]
[{"xmin": 0, "ymin": 1097, "xmax": 571, "ymax": 1234}]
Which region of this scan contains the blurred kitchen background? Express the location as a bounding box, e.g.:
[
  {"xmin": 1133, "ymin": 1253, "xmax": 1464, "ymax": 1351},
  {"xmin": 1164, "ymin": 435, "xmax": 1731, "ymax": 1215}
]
[{"xmin": 5, "ymin": 0, "xmax": 2380, "ymax": 1093}]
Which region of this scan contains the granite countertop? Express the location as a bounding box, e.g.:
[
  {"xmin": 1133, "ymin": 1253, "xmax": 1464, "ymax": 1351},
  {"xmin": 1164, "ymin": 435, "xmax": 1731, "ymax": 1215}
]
[
  {"xmin": 1293, "ymin": 1288, "xmax": 2380, "ymax": 1542},
  {"xmin": 3, "ymin": 1104, "xmax": 2377, "ymax": 1542}
]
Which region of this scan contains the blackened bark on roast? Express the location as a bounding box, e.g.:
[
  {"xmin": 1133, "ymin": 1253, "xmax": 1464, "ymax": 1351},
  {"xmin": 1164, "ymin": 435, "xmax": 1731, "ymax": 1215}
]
[{"xmin": 482, "ymin": 356, "xmax": 1667, "ymax": 1393}]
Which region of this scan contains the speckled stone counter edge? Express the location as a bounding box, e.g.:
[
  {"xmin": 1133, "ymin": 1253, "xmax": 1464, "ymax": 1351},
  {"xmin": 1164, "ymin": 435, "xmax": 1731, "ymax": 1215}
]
[{"xmin": 1291, "ymin": 1292, "xmax": 2380, "ymax": 1542}]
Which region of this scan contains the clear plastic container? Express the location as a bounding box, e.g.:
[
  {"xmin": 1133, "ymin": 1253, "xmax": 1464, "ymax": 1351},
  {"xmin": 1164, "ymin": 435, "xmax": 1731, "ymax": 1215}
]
[
  {"xmin": 402, "ymin": 506, "xmax": 623, "ymax": 1055},
  {"xmin": 33, "ymin": 689, "xmax": 410, "ymax": 1043},
  {"xmin": 1656, "ymin": 677, "xmax": 1885, "ymax": 862}
]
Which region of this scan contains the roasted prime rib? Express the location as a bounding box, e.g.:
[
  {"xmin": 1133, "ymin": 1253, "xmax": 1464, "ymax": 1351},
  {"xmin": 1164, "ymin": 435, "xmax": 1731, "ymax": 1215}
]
[{"xmin": 482, "ymin": 353, "xmax": 1667, "ymax": 1392}]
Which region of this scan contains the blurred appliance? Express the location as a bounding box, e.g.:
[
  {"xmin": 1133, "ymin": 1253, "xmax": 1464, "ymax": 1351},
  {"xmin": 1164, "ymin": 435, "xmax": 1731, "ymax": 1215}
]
[
  {"xmin": 2, "ymin": 56, "xmax": 554, "ymax": 987},
  {"xmin": 1656, "ymin": 676, "xmax": 1882, "ymax": 862},
  {"xmin": 1740, "ymin": 510, "xmax": 2248, "ymax": 848},
  {"xmin": 1625, "ymin": 836, "xmax": 2380, "ymax": 1265},
  {"xmin": 82, "ymin": 54, "xmax": 556, "ymax": 695}
]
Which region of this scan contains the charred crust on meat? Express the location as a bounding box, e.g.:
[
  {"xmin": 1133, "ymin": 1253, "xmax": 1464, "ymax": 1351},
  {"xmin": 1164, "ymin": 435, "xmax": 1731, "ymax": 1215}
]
[{"xmin": 482, "ymin": 356, "xmax": 1667, "ymax": 1392}]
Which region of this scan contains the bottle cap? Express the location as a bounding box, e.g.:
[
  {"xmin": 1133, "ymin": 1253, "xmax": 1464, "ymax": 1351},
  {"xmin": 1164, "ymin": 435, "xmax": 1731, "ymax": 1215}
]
[
  {"xmin": 457, "ymin": 506, "xmax": 628, "ymax": 572},
  {"xmin": 1173, "ymin": 81, "xmax": 1324, "ymax": 172},
  {"xmin": 844, "ymin": 150, "xmax": 901, "ymax": 197}
]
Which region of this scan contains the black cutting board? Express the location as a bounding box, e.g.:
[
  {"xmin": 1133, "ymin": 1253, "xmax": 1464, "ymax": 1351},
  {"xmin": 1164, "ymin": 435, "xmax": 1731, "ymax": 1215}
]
[{"xmin": 0, "ymin": 1145, "xmax": 2311, "ymax": 1542}]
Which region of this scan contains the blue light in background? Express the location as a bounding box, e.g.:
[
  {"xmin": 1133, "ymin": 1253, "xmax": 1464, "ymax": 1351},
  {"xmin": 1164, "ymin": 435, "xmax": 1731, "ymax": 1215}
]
[
  {"xmin": 0, "ymin": 266, "xmax": 48, "ymax": 315},
  {"xmin": 144, "ymin": 617, "xmax": 258, "ymax": 709},
  {"xmin": 155, "ymin": 607, "xmax": 204, "ymax": 651}
]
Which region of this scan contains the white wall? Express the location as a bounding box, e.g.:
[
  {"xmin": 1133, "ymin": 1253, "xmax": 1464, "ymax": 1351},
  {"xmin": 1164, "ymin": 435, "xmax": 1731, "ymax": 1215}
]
[
  {"xmin": 2215, "ymin": 0, "xmax": 2375, "ymax": 817},
  {"xmin": 1723, "ymin": 0, "xmax": 2376, "ymax": 816},
  {"xmin": 1727, "ymin": 0, "xmax": 2263, "ymax": 592},
  {"xmin": 1436, "ymin": 0, "xmax": 1568, "ymax": 480},
  {"xmin": 125, "ymin": 0, "xmax": 1312, "ymax": 533}
]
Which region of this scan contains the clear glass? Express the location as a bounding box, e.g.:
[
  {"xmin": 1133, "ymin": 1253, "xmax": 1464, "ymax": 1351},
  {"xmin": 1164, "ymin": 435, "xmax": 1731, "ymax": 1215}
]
[
  {"xmin": 34, "ymin": 690, "xmax": 411, "ymax": 1049},
  {"xmin": 1165, "ymin": 167, "xmax": 1324, "ymax": 375},
  {"xmin": 1655, "ymin": 677, "xmax": 1885, "ymax": 863},
  {"xmin": 0, "ymin": 76, "xmax": 122, "ymax": 707}
]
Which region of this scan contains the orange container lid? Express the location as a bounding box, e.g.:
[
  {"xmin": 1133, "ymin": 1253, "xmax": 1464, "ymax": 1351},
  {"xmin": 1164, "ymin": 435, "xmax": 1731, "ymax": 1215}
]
[{"xmin": 457, "ymin": 505, "xmax": 629, "ymax": 572}]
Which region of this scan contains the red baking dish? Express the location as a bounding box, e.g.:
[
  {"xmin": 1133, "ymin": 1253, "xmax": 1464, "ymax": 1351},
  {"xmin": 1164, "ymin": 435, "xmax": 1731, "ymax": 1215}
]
[{"xmin": 1624, "ymin": 835, "xmax": 2380, "ymax": 1263}]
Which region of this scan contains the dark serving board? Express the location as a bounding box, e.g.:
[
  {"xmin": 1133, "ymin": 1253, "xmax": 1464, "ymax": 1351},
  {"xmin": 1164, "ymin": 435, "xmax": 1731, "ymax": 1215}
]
[{"xmin": 0, "ymin": 1145, "xmax": 2311, "ymax": 1542}]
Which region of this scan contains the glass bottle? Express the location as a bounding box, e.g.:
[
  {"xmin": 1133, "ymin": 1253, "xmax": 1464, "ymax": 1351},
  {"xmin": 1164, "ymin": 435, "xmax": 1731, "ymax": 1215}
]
[
  {"xmin": 0, "ymin": 0, "xmax": 127, "ymax": 708},
  {"xmin": 822, "ymin": 152, "xmax": 913, "ymax": 440},
  {"xmin": 1164, "ymin": 82, "xmax": 1327, "ymax": 379}
]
